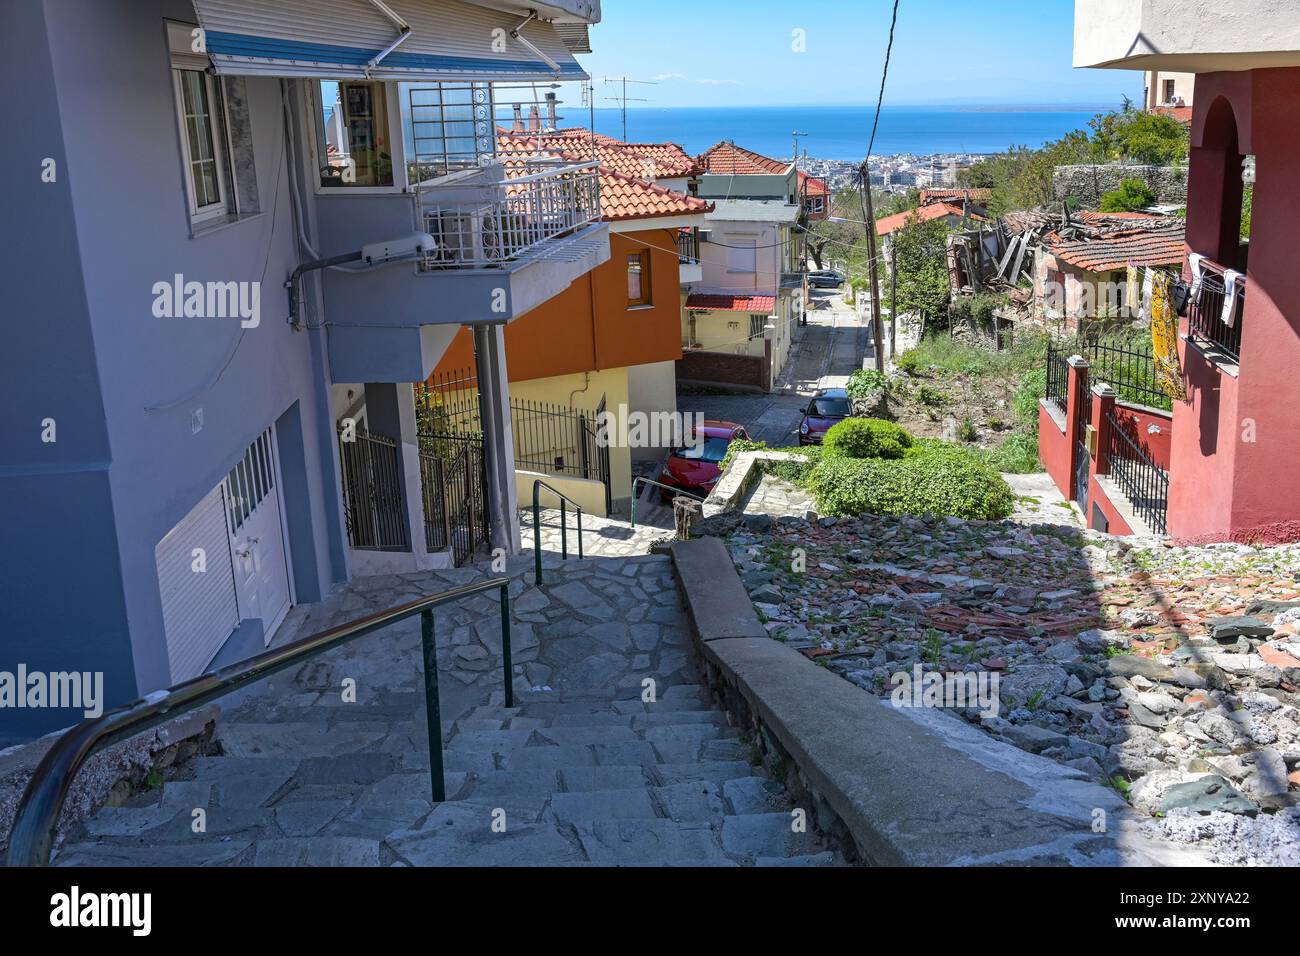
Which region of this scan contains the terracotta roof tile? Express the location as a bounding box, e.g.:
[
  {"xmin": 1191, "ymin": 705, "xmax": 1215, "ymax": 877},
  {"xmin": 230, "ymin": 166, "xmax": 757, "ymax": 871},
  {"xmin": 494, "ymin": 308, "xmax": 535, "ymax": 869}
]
[
  {"xmin": 496, "ymin": 130, "xmax": 711, "ymax": 223},
  {"xmin": 875, "ymin": 202, "xmax": 985, "ymax": 237},
  {"xmin": 919, "ymin": 188, "xmax": 990, "ymax": 205},
  {"xmin": 1042, "ymin": 215, "xmax": 1185, "ymax": 272},
  {"xmin": 685, "ymin": 293, "xmax": 776, "ymax": 312}
]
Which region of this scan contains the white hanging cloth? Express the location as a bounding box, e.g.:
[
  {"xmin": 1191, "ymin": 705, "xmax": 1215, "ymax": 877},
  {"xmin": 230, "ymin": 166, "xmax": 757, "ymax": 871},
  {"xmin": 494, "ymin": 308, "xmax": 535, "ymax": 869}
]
[{"xmin": 1221, "ymin": 269, "xmax": 1244, "ymax": 327}]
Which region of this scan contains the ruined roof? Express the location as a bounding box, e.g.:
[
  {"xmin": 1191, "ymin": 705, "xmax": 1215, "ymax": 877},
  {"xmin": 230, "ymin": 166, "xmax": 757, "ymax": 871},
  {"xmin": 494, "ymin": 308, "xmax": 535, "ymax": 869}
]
[{"xmin": 1041, "ymin": 213, "xmax": 1186, "ymax": 272}]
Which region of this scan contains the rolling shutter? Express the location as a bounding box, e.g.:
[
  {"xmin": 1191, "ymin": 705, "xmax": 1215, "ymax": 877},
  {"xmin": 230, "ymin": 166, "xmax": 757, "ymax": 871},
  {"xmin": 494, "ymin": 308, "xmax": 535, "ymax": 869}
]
[
  {"xmin": 192, "ymin": 0, "xmax": 589, "ymax": 81},
  {"xmin": 155, "ymin": 485, "xmax": 240, "ymax": 684}
]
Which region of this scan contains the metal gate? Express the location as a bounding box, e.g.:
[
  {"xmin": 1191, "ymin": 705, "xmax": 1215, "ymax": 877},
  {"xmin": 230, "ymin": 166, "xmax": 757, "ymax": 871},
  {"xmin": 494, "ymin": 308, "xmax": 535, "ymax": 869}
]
[
  {"xmin": 337, "ymin": 423, "xmax": 410, "ymax": 552},
  {"xmin": 419, "ymin": 433, "xmax": 490, "ymax": 566},
  {"xmin": 1071, "ymin": 361, "xmax": 1091, "ymax": 512},
  {"xmin": 1074, "ymin": 440, "xmax": 1090, "ymax": 515}
]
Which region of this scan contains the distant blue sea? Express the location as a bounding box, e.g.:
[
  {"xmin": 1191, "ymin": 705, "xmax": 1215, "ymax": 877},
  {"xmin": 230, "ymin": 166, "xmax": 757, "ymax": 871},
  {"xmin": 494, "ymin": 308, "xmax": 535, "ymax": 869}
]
[{"xmin": 586, "ymin": 104, "xmax": 1107, "ymax": 160}]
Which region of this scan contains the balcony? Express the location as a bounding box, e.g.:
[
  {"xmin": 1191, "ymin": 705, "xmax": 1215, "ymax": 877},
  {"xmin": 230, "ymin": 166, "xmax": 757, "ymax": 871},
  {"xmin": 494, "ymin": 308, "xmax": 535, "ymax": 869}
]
[
  {"xmin": 1186, "ymin": 257, "xmax": 1245, "ymax": 367},
  {"xmin": 677, "ymin": 228, "xmax": 702, "ymax": 284},
  {"xmin": 780, "ymin": 270, "xmax": 805, "ymax": 291},
  {"xmin": 320, "ymin": 160, "xmax": 609, "ymax": 382},
  {"xmin": 1074, "ymin": 0, "xmax": 1300, "ymax": 72}
]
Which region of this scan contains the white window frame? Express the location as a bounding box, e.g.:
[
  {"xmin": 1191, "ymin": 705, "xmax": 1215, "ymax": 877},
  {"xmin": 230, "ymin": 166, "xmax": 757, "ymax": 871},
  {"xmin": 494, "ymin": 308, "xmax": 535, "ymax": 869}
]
[
  {"xmin": 310, "ymin": 80, "xmax": 407, "ymax": 196},
  {"xmin": 168, "ymin": 22, "xmax": 230, "ymax": 227}
]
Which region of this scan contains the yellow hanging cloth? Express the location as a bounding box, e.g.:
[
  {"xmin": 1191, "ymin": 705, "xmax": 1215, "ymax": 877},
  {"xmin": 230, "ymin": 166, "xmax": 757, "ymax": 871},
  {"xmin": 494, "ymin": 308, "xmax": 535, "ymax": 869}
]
[
  {"xmin": 1149, "ymin": 270, "xmax": 1188, "ymax": 402},
  {"xmin": 1125, "ymin": 264, "xmax": 1139, "ymax": 316}
]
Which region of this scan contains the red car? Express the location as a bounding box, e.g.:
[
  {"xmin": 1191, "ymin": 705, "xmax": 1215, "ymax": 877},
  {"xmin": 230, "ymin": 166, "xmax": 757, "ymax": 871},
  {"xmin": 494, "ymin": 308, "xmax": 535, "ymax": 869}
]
[
  {"xmin": 798, "ymin": 388, "xmax": 851, "ymax": 445},
  {"xmin": 658, "ymin": 421, "xmax": 749, "ymax": 501}
]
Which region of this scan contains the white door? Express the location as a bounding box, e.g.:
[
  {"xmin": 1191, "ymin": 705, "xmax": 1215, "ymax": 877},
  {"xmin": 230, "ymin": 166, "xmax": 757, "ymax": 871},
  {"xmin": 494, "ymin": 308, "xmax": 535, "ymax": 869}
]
[
  {"xmin": 222, "ymin": 428, "xmax": 292, "ymax": 644},
  {"xmin": 156, "ymin": 485, "xmax": 241, "ymax": 684}
]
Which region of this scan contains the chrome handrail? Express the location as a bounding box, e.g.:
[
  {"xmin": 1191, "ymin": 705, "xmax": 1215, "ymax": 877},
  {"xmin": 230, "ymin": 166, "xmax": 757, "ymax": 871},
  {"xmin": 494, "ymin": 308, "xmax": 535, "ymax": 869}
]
[
  {"xmin": 5, "ymin": 578, "xmax": 512, "ymax": 867},
  {"xmin": 531, "ymin": 479, "xmax": 584, "ymax": 586},
  {"xmin": 630, "ymin": 477, "xmax": 706, "ymax": 528}
]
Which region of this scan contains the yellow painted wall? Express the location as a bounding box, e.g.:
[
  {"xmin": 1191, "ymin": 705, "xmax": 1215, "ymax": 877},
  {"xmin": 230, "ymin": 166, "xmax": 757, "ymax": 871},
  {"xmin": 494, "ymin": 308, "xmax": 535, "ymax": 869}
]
[
  {"xmin": 508, "ymin": 367, "xmax": 633, "ymax": 508},
  {"xmin": 517, "ymin": 470, "xmax": 608, "ymax": 519}
]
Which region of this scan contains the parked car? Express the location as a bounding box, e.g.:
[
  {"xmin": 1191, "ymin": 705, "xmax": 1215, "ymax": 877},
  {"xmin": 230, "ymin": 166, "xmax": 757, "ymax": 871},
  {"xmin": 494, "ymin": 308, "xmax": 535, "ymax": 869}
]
[
  {"xmin": 798, "ymin": 388, "xmax": 851, "ymax": 445},
  {"xmin": 807, "ymin": 270, "xmax": 845, "ymax": 289},
  {"xmin": 659, "ymin": 421, "xmax": 749, "ymax": 501}
]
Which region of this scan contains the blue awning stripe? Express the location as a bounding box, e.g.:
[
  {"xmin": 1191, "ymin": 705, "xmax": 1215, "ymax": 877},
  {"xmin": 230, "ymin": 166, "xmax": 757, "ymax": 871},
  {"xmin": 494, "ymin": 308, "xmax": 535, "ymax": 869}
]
[{"xmin": 205, "ymin": 32, "xmax": 585, "ymax": 76}]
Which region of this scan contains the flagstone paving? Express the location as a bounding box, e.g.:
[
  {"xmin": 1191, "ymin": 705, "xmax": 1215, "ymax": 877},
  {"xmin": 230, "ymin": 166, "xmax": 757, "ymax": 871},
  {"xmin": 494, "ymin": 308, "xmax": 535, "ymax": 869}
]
[
  {"xmin": 690, "ymin": 507, "xmax": 1300, "ymax": 865},
  {"xmin": 51, "ymin": 555, "xmax": 838, "ymax": 867}
]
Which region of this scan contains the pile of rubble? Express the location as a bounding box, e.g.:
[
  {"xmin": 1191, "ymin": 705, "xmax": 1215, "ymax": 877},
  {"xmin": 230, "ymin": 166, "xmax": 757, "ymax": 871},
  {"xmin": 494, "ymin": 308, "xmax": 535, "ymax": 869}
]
[{"xmin": 690, "ymin": 509, "xmax": 1300, "ymax": 864}]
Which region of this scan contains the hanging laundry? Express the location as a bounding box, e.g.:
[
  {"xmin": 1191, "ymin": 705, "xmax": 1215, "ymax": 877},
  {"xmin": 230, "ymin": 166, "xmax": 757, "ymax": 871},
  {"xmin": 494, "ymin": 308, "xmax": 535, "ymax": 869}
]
[
  {"xmin": 1125, "ymin": 263, "xmax": 1140, "ymax": 318},
  {"xmin": 1221, "ymin": 269, "xmax": 1244, "ymax": 327},
  {"xmin": 1150, "ymin": 271, "xmax": 1188, "ymax": 402},
  {"xmin": 1140, "ymin": 268, "xmax": 1155, "ymax": 321},
  {"xmin": 1187, "ymin": 252, "xmax": 1205, "ymax": 301}
]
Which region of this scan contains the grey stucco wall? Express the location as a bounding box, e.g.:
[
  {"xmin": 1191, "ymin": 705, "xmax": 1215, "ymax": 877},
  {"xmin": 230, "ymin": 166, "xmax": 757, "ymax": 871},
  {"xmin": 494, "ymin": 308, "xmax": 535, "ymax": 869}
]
[
  {"xmin": 0, "ymin": 0, "xmax": 350, "ymax": 739},
  {"xmin": 1052, "ymin": 163, "xmax": 1189, "ymax": 207}
]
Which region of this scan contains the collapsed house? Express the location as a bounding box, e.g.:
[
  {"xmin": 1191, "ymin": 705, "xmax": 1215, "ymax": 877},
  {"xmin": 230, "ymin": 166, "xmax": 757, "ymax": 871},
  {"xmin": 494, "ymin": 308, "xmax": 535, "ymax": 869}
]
[{"xmin": 947, "ymin": 209, "xmax": 1186, "ymax": 335}]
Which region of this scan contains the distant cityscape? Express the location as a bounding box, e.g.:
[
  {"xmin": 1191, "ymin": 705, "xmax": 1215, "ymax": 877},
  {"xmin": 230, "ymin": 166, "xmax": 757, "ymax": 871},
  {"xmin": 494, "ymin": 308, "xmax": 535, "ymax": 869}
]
[{"xmin": 798, "ymin": 153, "xmax": 985, "ymax": 194}]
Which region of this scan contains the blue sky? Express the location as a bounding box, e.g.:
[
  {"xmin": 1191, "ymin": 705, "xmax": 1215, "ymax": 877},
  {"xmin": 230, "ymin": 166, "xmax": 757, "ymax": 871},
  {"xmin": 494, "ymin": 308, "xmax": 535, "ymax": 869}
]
[{"xmin": 557, "ymin": 0, "xmax": 1141, "ymax": 109}]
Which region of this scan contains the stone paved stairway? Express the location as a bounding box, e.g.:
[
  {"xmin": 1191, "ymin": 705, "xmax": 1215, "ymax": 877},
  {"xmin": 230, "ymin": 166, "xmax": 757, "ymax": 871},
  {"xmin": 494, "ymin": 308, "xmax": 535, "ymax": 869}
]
[{"xmin": 51, "ymin": 555, "xmax": 837, "ymax": 867}]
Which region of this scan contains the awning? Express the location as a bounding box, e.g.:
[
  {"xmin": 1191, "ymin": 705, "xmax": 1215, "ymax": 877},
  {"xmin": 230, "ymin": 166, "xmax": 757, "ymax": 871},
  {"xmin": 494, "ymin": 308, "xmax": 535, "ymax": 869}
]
[
  {"xmin": 685, "ymin": 294, "xmax": 777, "ymax": 313},
  {"xmin": 192, "ymin": 0, "xmax": 589, "ymax": 81}
]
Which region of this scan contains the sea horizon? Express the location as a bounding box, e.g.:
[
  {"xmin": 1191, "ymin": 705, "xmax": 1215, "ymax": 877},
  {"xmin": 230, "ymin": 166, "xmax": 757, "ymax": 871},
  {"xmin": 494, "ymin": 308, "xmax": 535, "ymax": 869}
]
[{"xmin": 576, "ymin": 102, "xmax": 1113, "ymax": 161}]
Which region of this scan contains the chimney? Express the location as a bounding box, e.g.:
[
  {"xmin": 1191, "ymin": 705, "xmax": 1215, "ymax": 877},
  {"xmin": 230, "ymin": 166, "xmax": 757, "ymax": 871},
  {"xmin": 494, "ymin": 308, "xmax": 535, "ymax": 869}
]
[
  {"xmin": 545, "ymin": 92, "xmax": 558, "ymax": 130},
  {"xmin": 511, "ymin": 103, "xmax": 524, "ymax": 133},
  {"xmin": 528, "ymin": 105, "xmax": 541, "ymax": 133}
]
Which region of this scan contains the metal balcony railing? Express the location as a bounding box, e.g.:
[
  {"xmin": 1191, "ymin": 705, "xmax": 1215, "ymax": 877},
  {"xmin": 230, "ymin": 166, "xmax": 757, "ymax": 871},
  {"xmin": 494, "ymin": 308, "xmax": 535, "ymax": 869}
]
[
  {"xmin": 1106, "ymin": 411, "xmax": 1170, "ymax": 536},
  {"xmin": 417, "ymin": 159, "xmax": 601, "ymax": 269},
  {"xmin": 1187, "ymin": 257, "xmax": 1245, "ymax": 364},
  {"xmin": 677, "ymin": 227, "xmax": 700, "ymax": 265}
]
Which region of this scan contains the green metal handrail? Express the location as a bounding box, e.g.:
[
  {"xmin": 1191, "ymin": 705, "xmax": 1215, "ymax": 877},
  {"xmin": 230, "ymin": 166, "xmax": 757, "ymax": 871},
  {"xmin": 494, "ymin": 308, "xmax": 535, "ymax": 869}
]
[
  {"xmin": 630, "ymin": 477, "xmax": 706, "ymax": 528},
  {"xmin": 531, "ymin": 478, "xmax": 584, "ymax": 586},
  {"xmin": 5, "ymin": 578, "xmax": 512, "ymax": 867}
]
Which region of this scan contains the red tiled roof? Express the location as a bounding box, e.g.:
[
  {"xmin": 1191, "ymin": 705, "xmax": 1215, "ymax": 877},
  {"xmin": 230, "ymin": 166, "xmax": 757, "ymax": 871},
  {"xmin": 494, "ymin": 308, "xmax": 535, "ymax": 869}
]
[
  {"xmin": 685, "ymin": 293, "xmax": 776, "ymax": 312},
  {"xmin": 800, "ymin": 171, "xmax": 830, "ymax": 196},
  {"xmin": 875, "ymin": 202, "xmax": 985, "ymax": 237},
  {"xmin": 500, "ymin": 129, "xmax": 699, "ymax": 178},
  {"xmin": 919, "ymin": 188, "xmax": 990, "ymax": 205},
  {"xmin": 1042, "ymin": 214, "xmax": 1185, "ymax": 272},
  {"xmin": 697, "ymin": 141, "xmax": 790, "ymax": 176},
  {"xmin": 1153, "ymin": 105, "xmax": 1193, "ymax": 125},
  {"xmin": 496, "ymin": 130, "xmax": 711, "ymax": 223}
]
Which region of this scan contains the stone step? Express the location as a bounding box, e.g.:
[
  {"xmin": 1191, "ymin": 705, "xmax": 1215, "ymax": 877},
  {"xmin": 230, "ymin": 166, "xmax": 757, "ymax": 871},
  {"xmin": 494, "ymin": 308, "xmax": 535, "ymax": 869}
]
[
  {"xmin": 720, "ymin": 812, "xmax": 822, "ymax": 862},
  {"xmin": 549, "ymin": 788, "xmax": 659, "ymax": 824},
  {"xmin": 573, "ymin": 819, "xmax": 729, "ymax": 865}
]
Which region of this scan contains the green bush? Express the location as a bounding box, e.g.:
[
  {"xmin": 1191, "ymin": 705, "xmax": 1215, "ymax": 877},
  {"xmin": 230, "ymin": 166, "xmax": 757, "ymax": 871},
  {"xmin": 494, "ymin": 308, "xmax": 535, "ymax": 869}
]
[
  {"xmin": 823, "ymin": 418, "xmax": 913, "ymax": 460},
  {"xmin": 1099, "ymin": 178, "xmax": 1156, "ymax": 213},
  {"xmin": 1014, "ymin": 368, "xmax": 1047, "ymax": 429},
  {"xmin": 806, "ymin": 446, "xmax": 1014, "ymax": 521},
  {"xmin": 895, "ymin": 351, "xmax": 923, "ymax": 376},
  {"xmin": 846, "ymin": 368, "xmax": 887, "ymax": 398},
  {"xmin": 957, "ymin": 417, "xmax": 978, "ymax": 442}
]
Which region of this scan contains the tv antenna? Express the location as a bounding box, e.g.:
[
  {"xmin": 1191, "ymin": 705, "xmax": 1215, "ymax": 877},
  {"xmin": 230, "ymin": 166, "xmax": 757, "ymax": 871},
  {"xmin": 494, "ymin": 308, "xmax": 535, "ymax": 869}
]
[{"xmin": 603, "ymin": 76, "xmax": 656, "ymax": 140}]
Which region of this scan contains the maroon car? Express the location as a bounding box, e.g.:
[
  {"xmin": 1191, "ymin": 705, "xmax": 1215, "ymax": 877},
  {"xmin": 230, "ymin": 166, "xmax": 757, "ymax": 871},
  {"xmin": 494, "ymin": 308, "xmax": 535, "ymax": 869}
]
[
  {"xmin": 798, "ymin": 388, "xmax": 851, "ymax": 445},
  {"xmin": 658, "ymin": 421, "xmax": 749, "ymax": 500}
]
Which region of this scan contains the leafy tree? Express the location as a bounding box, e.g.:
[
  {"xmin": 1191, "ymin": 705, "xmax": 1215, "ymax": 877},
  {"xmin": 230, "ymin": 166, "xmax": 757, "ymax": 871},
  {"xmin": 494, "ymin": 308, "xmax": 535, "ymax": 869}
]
[
  {"xmin": 890, "ymin": 213, "xmax": 950, "ymax": 322},
  {"xmin": 1099, "ymin": 178, "xmax": 1157, "ymax": 212}
]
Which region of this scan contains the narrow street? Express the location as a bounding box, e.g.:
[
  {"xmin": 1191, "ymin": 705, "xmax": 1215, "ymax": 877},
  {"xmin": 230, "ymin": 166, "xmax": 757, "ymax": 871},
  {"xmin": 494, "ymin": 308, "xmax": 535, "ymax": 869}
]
[{"xmin": 676, "ymin": 288, "xmax": 868, "ymax": 447}]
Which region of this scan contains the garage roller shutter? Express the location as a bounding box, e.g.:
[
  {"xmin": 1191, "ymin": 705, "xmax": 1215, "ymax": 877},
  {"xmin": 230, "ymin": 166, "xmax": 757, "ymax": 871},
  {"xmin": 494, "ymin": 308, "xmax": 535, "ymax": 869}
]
[
  {"xmin": 192, "ymin": 0, "xmax": 589, "ymax": 80},
  {"xmin": 155, "ymin": 485, "xmax": 240, "ymax": 685}
]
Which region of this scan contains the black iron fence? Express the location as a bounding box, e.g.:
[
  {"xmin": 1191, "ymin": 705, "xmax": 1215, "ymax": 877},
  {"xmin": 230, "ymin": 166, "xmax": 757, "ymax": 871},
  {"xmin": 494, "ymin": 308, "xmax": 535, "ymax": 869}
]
[
  {"xmin": 416, "ymin": 370, "xmax": 612, "ymax": 510},
  {"xmin": 419, "ymin": 435, "xmax": 488, "ymax": 566},
  {"xmin": 1188, "ymin": 265, "xmax": 1245, "ymax": 364},
  {"xmin": 1082, "ymin": 338, "xmax": 1171, "ymax": 411},
  {"xmin": 338, "ymin": 424, "xmax": 410, "ymax": 551},
  {"xmin": 1045, "ymin": 342, "xmax": 1070, "ymax": 416},
  {"xmin": 1106, "ymin": 411, "xmax": 1169, "ymax": 535}
]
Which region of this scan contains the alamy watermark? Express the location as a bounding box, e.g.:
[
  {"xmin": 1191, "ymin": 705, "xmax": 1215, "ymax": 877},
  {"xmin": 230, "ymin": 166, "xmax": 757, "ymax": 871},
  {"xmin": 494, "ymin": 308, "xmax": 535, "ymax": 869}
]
[
  {"xmin": 0, "ymin": 665, "xmax": 103, "ymax": 718},
  {"xmin": 889, "ymin": 664, "xmax": 1000, "ymax": 719},
  {"xmin": 595, "ymin": 404, "xmax": 705, "ymax": 451},
  {"xmin": 152, "ymin": 273, "xmax": 261, "ymax": 328}
]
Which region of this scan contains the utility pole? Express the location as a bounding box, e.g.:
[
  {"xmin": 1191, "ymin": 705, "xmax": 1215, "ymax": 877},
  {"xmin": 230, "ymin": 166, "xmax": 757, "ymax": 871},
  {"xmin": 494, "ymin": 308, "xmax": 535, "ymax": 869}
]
[
  {"xmin": 889, "ymin": 237, "xmax": 898, "ymax": 360},
  {"xmin": 858, "ymin": 161, "xmax": 885, "ymax": 373}
]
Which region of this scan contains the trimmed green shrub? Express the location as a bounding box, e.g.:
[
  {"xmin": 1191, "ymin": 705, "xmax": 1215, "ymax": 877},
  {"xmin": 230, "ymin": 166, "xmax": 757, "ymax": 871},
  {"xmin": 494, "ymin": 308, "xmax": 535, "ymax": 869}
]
[
  {"xmin": 806, "ymin": 446, "xmax": 1015, "ymax": 521},
  {"xmin": 822, "ymin": 418, "xmax": 913, "ymax": 460}
]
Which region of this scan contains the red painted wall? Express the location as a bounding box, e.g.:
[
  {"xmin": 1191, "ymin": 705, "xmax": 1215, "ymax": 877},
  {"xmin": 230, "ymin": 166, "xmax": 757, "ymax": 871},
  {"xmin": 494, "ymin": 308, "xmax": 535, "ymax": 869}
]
[
  {"xmin": 1088, "ymin": 475, "xmax": 1135, "ymax": 536},
  {"xmin": 1169, "ymin": 67, "xmax": 1300, "ymax": 540},
  {"xmin": 1038, "ymin": 401, "xmax": 1072, "ymax": 498},
  {"xmin": 1112, "ymin": 404, "xmax": 1173, "ymax": 471}
]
